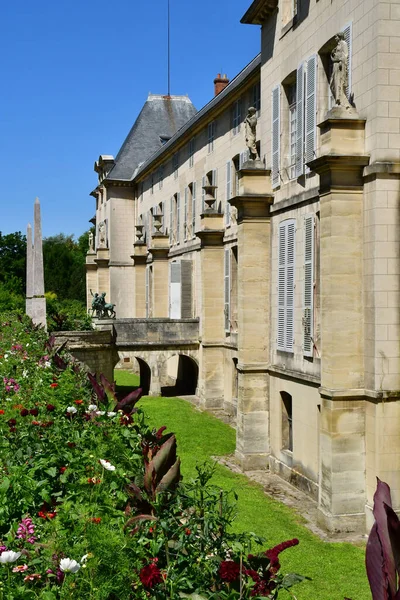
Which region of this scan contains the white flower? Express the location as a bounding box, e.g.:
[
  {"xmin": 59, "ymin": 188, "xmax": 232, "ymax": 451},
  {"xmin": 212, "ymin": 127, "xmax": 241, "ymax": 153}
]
[
  {"xmin": 22, "ymin": 370, "xmax": 28, "ymax": 378},
  {"xmin": 95, "ymin": 411, "xmax": 105, "ymax": 416},
  {"xmin": 4, "ymin": 354, "xmax": 8, "ymax": 359},
  {"xmin": 81, "ymin": 554, "xmax": 88, "ymax": 563},
  {"xmin": 66, "ymin": 406, "xmax": 77, "ymax": 414},
  {"xmin": 59, "ymin": 558, "xmax": 80, "ymax": 573},
  {"xmin": 87, "ymin": 404, "xmax": 98, "ymax": 412},
  {"xmin": 107, "ymin": 412, "xmax": 116, "ymax": 417},
  {"xmin": 99, "ymin": 459, "xmax": 116, "ymax": 471},
  {"xmin": 0, "ymin": 551, "xmax": 22, "ymax": 564},
  {"xmin": 25, "ymin": 344, "xmax": 29, "ymax": 347},
  {"xmin": 44, "ymin": 361, "xmax": 51, "ymax": 368}
]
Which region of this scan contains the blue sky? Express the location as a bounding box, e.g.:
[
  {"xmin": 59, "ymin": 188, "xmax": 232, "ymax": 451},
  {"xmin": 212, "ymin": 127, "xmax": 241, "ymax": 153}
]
[{"xmin": 1, "ymin": 0, "xmax": 260, "ymax": 239}]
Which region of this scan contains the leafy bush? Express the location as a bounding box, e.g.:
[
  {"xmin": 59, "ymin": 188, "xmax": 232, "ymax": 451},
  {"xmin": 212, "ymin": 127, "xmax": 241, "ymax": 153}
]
[
  {"xmin": 0, "ymin": 312, "xmax": 304, "ymax": 599},
  {"xmin": 46, "ymin": 297, "xmax": 93, "ymax": 331}
]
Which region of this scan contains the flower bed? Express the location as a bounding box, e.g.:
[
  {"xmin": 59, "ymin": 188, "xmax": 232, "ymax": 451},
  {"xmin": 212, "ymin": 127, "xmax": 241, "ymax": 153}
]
[{"xmin": 0, "ymin": 312, "xmax": 304, "ymax": 599}]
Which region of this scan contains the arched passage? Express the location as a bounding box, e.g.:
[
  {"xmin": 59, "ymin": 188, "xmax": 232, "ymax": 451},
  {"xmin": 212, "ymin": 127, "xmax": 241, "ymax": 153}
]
[
  {"xmin": 161, "ymin": 354, "xmax": 198, "ymax": 396},
  {"xmin": 136, "ymin": 357, "xmax": 151, "ymax": 396}
]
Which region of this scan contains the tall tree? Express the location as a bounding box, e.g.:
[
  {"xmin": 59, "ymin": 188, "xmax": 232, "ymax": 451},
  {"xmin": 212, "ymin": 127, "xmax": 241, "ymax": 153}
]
[{"xmin": 0, "ymin": 231, "xmax": 26, "ymax": 294}]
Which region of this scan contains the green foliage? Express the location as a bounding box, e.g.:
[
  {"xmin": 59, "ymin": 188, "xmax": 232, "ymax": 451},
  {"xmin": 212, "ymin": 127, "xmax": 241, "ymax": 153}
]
[
  {"xmin": 0, "ymin": 312, "xmax": 304, "ymax": 599},
  {"xmin": 43, "ymin": 233, "xmax": 88, "ymax": 303},
  {"xmin": 46, "ymin": 297, "xmax": 92, "ymax": 332},
  {"xmin": 0, "ymin": 231, "xmax": 26, "ymax": 295}
]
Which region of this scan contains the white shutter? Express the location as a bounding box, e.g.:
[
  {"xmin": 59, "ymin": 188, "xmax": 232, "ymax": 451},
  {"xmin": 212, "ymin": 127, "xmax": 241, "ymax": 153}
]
[
  {"xmin": 192, "ymin": 182, "xmax": 196, "ymax": 236},
  {"xmin": 277, "ymin": 224, "xmax": 286, "ymax": 351},
  {"xmin": 226, "ymin": 161, "xmax": 231, "ymax": 226},
  {"xmin": 305, "ymin": 55, "xmax": 317, "ymax": 166},
  {"xmin": 213, "ymin": 169, "xmax": 218, "ymax": 200},
  {"xmin": 303, "ymin": 214, "xmax": 314, "ymax": 356},
  {"xmin": 296, "ymin": 63, "xmax": 305, "ymax": 178},
  {"xmin": 239, "ymin": 151, "xmax": 248, "ymax": 169},
  {"xmin": 184, "ymin": 188, "xmax": 188, "ymax": 240},
  {"xmin": 286, "ymin": 221, "xmax": 295, "ymax": 352},
  {"xmin": 169, "ymin": 197, "xmax": 173, "ymax": 243},
  {"xmin": 145, "ymin": 267, "xmax": 149, "ymax": 318},
  {"xmin": 277, "ymin": 219, "xmax": 296, "ymax": 352},
  {"xmin": 201, "ymin": 175, "xmax": 206, "ymax": 213},
  {"xmin": 271, "ymin": 85, "xmax": 281, "ymax": 189},
  {"xmin": 343, "ymin": 23, "xmax": 352, "ymax": 100},
  {"xmin": 162, "ymin": 200, "xmax": 165, "ymax": 233},
  {"xmin": 170, "ymin": 262, "xmax": 181, "ymax": 318},
  {"xmin": 176, "ymin": 192, "xmax": 181, "ymax": 244},
  {"xmin": 224, "ymin": 248, "xmax": 231, "ymax": 332}
]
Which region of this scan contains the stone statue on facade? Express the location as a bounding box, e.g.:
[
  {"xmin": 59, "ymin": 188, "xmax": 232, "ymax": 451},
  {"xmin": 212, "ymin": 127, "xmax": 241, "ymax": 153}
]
[
  {"xmin": 88, "ymin": 231, "xmax": 94, "ymax": 253},
  {"xmin": 98, "ymin": 221, "xmax": 107, "ymax": 248},
  {"xmin": 330, "ymin": 32, "xmax": 352, "ymax": 111},
  {"xmin": 89, "ymin": 290, "xmax": 116, "ymax": 319},
  {"xmin": 245, "ymin": 107, "xmax": 260, "ymax": 161}
]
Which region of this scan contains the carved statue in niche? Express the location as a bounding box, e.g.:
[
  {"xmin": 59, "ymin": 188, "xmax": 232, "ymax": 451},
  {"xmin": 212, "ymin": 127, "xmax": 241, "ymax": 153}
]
[
  {"xmin": 88, "ymin": 231, "xmax": 94, "ymax": 253},
  {"xmin": 330, "ymin": 32, "xmax": 352, "ymax": 110},
  {"xmin": 244, "ymin": 107, "xmax": 260, "ymax": 161},
  {"xmin": 98, "ymin": 221, "xmax": 107, "ymax": 248}
]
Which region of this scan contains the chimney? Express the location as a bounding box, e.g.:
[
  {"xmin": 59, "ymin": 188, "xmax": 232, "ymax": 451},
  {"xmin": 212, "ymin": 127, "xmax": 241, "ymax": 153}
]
[{"xmin": 214, "ymin": 73, "xmax": 229, "ymax": 96}]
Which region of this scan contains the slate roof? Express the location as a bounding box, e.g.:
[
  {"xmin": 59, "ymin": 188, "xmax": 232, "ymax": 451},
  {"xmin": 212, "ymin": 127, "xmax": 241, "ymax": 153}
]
[
  {"xmin": 135, "ymin": 54, "xmax": 261, "ymax": 178},
  {"xmin": 107, "ymin": 95, "xmax": 197, "ymax": 182}
]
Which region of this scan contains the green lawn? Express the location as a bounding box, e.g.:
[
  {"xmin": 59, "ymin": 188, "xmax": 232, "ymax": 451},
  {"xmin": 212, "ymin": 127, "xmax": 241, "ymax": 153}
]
[{"xmin": 115, "ymin": 371, "xmax": 370, "ymax": 600}]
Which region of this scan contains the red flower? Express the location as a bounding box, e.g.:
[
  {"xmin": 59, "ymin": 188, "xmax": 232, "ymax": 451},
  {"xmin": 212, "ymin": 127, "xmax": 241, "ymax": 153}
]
[
  {"xmin": 91, "ymin": 517, "xmax": 101, "ymax": 523},
  {"xmin": 31, "ymin": 421, "xmax": 40, "ymax": 426},
  {"xmin": 7, "ymin": 419, "xmax": 16, "ymax": 427},
  {"xmin": 9, "ymin": 427, "xmax": 17, "ymax": 433},
  {"xmin": 0, "ymin": 410, "xmax": 4, "ymax": 415},
  {"xmin": 87, "ymin": 477, "xmax": 101, "ymax": 485},
  {"xmin": 185, "ymin": 528, "xmax": 191, "ymax": 535},
  {"xmin": 219, "ymin": 560, "xmax": 240, "ymax": 582},
  {"xmin": 38, "ymin": 511, "xmax": 47, "ymax": 519},
  {"xmin": 67, "ymin": 442, "xmax": 75, "ymax": 448},
  {"xmin": 50, "ymin": 383, "xmax": 58, "ymax": 388},
  {"xmin": 46, "ymin": 404, "xmax": 55, "ymax": 412},
  {"xmin": 74, "ymin": 399, "xmax": 83, "ymax": 405},
  {"xmin": 59, "ymin": 466, "xmax": 67, "ymax": 473},
  {"xmin": 29, "ymin": 408, "xmax": 39, "ymax": 416},
  {"xmin": 20, "ymin": 409, "xmax": 29, "ymax": 417},
  {"xmin": 139, "ymin": 563, "xmax": 162, "ymax": 588}
]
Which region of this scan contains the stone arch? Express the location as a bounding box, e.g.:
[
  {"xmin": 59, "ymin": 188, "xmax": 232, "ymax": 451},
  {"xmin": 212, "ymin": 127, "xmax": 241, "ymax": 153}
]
[
  {"xmin": 136, "ymin": 357, "xmax": 151, "ymax": 396},
  {"xmin": 161, "ymin": 352, "xmax": 198, "ymax": 396}
]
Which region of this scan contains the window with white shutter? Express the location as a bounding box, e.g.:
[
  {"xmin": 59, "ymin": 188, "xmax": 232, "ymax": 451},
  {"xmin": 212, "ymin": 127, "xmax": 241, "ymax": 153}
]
[
  {"xmin": 277, "ymin": 219, "xmax": 296, "ymax": 352},
  {"xmin": 296, "ymin": 63, "xmax": 305, "ymax": 177},
  {"xmin": 303, "ymin": 214, "xmax": 314, "ymax": 356},
  {"xmin": 184, "ymin": 188, "xmax": 188, "ymax": 241},
  {"xmin": 169, "ymin": 197, "xmax": 173, "ymax": 244},
  {"xmin": 271, "ymin": 85, "xmax": 281, "ymax": 189},
  {"xmin": 224, "ymin": 248, "xmax": 231, "ymax": 332},
  {"xmin": 201, "ymin": 175, "xmax": 206, "ymax": 213},
  {"xmin": 169, "ymin": 262, "xmax": 181, "ymax": 318},
  {"xmin": 305, "ymin": 55, "xmax": 317, "ymax": 167},
  {"xmin": 181, "ymin": 260, "xmax": 193, "ymax": 318},
  {"xmin": 225, "ymin": 161, "xmax": 231, "ymax": 226},
  {"xmin": 343, "ymin": 23, "xmax": 352, "ymax": 99},
  {"xmin": 232, "ymin": 99, "xmax": 242, "ymax": 135},
  {"xmin": 192, "ymin": 182, "xmax": 196, "ymax": 237},
  {"xmin": 176, "ymin": 192, "xmax": 181, "ymax": 244},
  {"xmin": 212, "ymin": 169, "xmax": 218, "ymax": 201}
]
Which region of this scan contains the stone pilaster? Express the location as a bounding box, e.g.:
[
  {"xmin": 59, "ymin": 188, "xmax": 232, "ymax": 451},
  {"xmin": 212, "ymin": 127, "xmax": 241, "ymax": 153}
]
[
  {"xmin": 85, "ymin": 253, "xmax": 97, "ymax": 312},
  {"xmin": 230, "ymin": 167, "xmax": 273, "ymax": 470},
  {"xmin": 308, "ymin": 117, "xmax": 369, "ymax": 532},
  {"xmin": 149, "ymin": 234, "xmax": 170, "ymax": 317},
  {"xmin": 131, "ymin": 242, "xmax": 148, "ymax": 318},
  {"xmin": 196, "ymin": 212, "xmax": 225, "ymax": 409},
  {"xmin": 94, "ymin": 248, "xmax": 110, "ymax": 299}
]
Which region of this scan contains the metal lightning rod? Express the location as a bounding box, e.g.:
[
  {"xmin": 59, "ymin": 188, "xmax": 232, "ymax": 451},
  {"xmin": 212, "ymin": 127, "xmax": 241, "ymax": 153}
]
[{"xmin": 168, "ymin": 0, "xmax": 171, "ymax": 96}]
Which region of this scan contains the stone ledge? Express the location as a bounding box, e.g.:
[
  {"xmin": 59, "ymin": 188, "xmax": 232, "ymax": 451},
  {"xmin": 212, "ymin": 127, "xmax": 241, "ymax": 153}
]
[{"xmin": 268, "ymin": 364, "xmax": 321, "ymax": 385}]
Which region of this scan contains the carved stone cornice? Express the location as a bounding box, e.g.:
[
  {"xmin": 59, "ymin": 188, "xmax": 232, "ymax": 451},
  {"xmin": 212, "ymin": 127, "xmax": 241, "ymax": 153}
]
[
  {"xmin": 196, "ymin": 230, "xmax": 225, "ymax": 248},
  {"xmin": 307, "ymin": 155, "xmax": 370, "ymax": 194},
  {"xmin": 241, "ymin": 0, "xmax": 278, "ymax": 24},
  {"xmin": 229, "ymin": 194, "xmax": 274, "ymax": 223},
  {"xmin": 130, "ymin": 242, "xmax": 148, "ymax": 266}
]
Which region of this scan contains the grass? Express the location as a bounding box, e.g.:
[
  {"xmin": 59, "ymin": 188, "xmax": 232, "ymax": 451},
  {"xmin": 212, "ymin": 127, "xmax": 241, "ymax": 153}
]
[{"xmin": 115, "ymin": 370, "xmax": 370, "ymax": 600}]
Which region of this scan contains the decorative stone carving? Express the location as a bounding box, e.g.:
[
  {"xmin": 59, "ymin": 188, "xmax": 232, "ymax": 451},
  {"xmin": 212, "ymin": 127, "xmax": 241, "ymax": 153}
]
[
  {"xmin": 98, "ymin": 221, "xmax": 107, "ymax": 248},
  {"xmin": 330, "ymin": 32, "xmax": 352, "ymax": 112},
  {"xmin": 90, "ymin": 290, "xmax": 116, "ymax": 319},
  {"xmin": 245, "ymin": 107, "xmax": 260, "ymax": 161}
]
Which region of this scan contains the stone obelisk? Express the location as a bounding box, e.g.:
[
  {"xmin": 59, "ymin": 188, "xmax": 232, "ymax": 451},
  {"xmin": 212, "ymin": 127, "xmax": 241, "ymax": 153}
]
[{"xmin": 26, "ymin": 198, "xmax": 47, "ymax": 329}]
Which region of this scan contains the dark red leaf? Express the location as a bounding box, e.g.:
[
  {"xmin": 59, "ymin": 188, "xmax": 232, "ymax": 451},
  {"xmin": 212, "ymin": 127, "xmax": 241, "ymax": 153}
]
[
  {"xmin": 385, "ymin": 503, "xmax": 400, "ymax": 583},
  {"xmin": 366, "ymin": 522, "xmax": 389, "ymax": 600},
  {"xmin": 373, "ymin": 479, "xmax": 397, "ymax": 597},
  {"xmin": 87, "ymin": 373, "xmax": 106, "ymax": 403}
]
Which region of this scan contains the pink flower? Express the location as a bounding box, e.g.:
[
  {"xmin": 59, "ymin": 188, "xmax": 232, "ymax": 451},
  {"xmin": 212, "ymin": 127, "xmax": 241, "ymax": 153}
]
[{"xmin": 13, "ymin": 564, "xmax": 28, "ymax": 573}]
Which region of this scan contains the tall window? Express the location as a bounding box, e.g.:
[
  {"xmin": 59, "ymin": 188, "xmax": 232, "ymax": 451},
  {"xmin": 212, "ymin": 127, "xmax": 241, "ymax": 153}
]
[
  {"xmin": 208, "ymin": 122, "xmax": 215, "ymax": 153},
  {"xmin": 173, "ymin": 152, "xmax": 179, "ymax": 179},
  {"xmin": 277, "ymin": 219, "xmax": 296, "ymax": 352},
  {"xmin": 303, "ymin": 214, "xmax": 315, "ymax": 356},
  {"xmin": 169, "ymin": 193, "xmax": 180, "ymax": 245},
  {"xmin": 288, "ymin": 83, "xmax": 297, "ymax": 180},
  {"xmin": 253, "ymin": 81, "xmax": 261, "ymax": 113},
  {"xmin": 232, "ymin": 99, "xmax": 242, "ymax": 135},
  {"xmin": 225, "ymin": 160, "xmax": 232, "ymax": 227},
  {"xmin": 271, "ymin": 85, "xmax": 281, "ymax": 189},
  {"xmin": 190, "ymin": 182, "xmax": 196, "ymax": 238},
  {"xmin": 158, "ymin": 165, "xmax": 164, "ymax": 190},
  {"xmin": 189, "ymin": 137, "xmax": 195, "ymax": 167},
  {"xmin": 281, "ymin": 392, "xmax": 293, "ymax": 452},
  {"xmin": 150, "ymin": 173, "xmax": 154, "ymax": 195}
]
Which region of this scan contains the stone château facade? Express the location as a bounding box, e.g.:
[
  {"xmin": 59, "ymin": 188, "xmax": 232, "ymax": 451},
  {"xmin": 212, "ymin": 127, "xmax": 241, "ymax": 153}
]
[{"xmin": 87, "ymin": 0, "xmax": 400, "ymax": 533}]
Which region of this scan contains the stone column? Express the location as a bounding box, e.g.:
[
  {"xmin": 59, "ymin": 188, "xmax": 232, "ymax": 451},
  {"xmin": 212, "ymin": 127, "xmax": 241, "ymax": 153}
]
[
  {"xmin": 26, "ymin": 198, "xmax": 46, "ymax": 329},
  {"xmin": 131, "ymin": 241, "xmax": 148, "ymax": 318},
  {"xmin": 230, "ymin": 167, "xmax": 274, "ymax": 470},
  {"xmin": 308, "ymin": 117, "xmax": 369, "ymax": 532},
  {"xmin": 149, "ymin": 234, "xmax": 170, "ymax": 318},
  {"xmin": 197, "ymin": 211, "xmax": 225, "ymax": 410},
  {"xmin": 85, "ymin": 253, "xmax": 97, "ymax": 312}
]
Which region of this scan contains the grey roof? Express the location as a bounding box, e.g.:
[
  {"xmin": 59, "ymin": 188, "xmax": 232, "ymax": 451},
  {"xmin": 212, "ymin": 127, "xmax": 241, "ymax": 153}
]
[
  {"xmin": 135, "ymin": 54, "xmax": 261, "ymax": 179},
  {"xmin": 107, "ymin": 95, "xmax": 197, "ymax": 181}
]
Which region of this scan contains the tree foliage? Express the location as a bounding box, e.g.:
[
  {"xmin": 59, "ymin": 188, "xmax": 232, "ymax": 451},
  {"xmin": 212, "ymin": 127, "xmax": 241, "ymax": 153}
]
[{"xmin": 0, "ymin": 231, "xmax": 27, "ymax": 294}]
